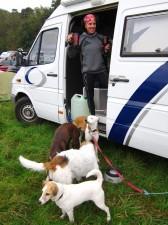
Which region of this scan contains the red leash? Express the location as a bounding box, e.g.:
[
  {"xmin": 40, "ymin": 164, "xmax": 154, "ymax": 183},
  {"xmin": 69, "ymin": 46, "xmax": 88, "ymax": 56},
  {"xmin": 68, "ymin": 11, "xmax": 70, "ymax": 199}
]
[{"xmin": 93, "ymin": 138, "xmax": 144, "ymax": 194}]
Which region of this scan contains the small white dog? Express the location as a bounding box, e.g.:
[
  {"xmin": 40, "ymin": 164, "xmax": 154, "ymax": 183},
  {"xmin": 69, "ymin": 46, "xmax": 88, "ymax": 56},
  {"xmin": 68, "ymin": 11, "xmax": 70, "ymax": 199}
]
[
  {"xmin": 39, "ymin": 169, "xmax": 111, "ymax": 223},
  {"xmin": 85, "ymin": 115, "xmax": 99, "ymax": 161},
  {"xmin": 19, "ymin": 142, "xmax": 99, "ymax": 184},
  {"xmin": 85, "ymin": 115, "xmax": 99, "ymax": 142}
]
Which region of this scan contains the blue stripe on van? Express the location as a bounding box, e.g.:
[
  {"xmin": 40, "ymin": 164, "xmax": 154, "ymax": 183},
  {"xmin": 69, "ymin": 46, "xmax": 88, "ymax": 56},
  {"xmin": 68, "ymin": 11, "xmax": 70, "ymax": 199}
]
[{"xmin": 108, "ymin": 62, "xmax": 168, "ymax": 144}]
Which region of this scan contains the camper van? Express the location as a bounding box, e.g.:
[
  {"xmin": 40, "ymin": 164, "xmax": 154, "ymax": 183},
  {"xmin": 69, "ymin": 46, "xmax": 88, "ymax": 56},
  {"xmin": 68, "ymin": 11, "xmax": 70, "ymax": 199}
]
[{"xmin": 11, "ymin": 0, "xmax": 168, "ymax": 158}]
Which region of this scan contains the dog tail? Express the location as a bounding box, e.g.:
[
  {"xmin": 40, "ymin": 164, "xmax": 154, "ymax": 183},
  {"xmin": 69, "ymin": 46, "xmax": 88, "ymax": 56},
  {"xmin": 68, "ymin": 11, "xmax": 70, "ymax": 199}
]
[
  {"xmin": 86, "ymin": 169, "xmax": 103, "ymax": 185},
  {"xmin": 19, "ymin": 155, "xmax": 45, "ymax": 172}
]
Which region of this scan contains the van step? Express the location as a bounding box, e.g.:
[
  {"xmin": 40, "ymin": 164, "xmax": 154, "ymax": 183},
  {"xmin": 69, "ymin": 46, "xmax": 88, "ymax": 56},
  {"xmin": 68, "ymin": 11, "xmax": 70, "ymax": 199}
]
[
  {"xmin": 95, "ymin": 110, "xmax": 106, "ymax": 116},
  {"xmin": 98, "ymin": 123, "xmax": 106, "ymax": 135}
]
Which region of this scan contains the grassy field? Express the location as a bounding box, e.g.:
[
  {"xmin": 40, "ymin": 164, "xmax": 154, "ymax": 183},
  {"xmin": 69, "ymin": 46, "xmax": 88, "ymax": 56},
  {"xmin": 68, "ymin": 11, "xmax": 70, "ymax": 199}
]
[
  {"xmin": 0, "ymin": 101, "xmax": 168, "ymax": 225},
  {"xmin": 0, "ymin": 72, "xmax": 14, "ymax": 101}
]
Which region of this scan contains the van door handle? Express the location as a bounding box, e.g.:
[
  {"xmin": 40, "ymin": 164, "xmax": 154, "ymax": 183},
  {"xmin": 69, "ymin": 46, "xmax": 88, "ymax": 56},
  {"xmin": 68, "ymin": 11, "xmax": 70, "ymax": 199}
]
[
  {"xmin": 47, "ymin": 73, "xmax": 58, "ymax": 77},
  {"xmin": 110, "ymin": 75, "xmax": 129, "ymax": 82}
]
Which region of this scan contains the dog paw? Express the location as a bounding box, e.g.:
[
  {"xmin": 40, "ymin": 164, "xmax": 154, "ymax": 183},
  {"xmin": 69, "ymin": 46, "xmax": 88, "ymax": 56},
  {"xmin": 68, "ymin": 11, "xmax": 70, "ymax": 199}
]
[
  {"xmin": 107, "ymin": 215, "xmax": 111, "ymax": 222},
  {"xmin": 60, "ymin": 214, "xmax": 65, "ymax": 219}
]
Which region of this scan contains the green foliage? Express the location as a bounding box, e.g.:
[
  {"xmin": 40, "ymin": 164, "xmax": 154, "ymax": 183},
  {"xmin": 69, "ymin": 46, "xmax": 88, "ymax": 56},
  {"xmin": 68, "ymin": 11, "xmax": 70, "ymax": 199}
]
[
  {"xmin": 0, "ymin": 101, "xmax": 168, "ymax": 225},
  {"xmin": 51, "ymin": 0, "xmax": 61, "ymax": 9},
  {"xmin": 0, "ymin": 1, "xmax": 61, "ymax": 52},
  {"xmin": 18, "ymin": 7, "xmax": 52, "ymax": 50}
]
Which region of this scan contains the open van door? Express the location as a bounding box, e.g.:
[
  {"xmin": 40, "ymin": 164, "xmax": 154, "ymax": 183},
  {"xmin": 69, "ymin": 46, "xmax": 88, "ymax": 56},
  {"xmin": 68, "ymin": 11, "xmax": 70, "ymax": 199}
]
[{"xmin": 107, "ymin": 0, "xmax": 168, "ymax": 158}]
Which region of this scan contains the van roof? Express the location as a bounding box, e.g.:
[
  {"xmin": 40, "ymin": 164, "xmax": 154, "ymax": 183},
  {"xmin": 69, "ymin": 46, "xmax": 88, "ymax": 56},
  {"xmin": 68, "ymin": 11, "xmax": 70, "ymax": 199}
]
[{"xmin": 49, "ymin": 0, "xmax": 118, "ymax": 18}]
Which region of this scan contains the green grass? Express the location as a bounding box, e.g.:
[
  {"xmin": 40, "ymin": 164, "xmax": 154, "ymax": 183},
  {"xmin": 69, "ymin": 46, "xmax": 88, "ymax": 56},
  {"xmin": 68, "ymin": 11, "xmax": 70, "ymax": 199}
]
[
  {"xmin": 0, "ymin": 101, "xmax": 168, "ymax": 225},
  {"xmin": 0, "ymin": 72, "xmax": 14, "ymax": 101}
]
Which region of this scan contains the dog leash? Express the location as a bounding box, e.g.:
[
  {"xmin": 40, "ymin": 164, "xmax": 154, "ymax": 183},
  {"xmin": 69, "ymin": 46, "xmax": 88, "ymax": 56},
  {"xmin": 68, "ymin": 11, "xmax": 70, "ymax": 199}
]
[
  {"xmin": 92, "ymin": 137, "xmax": 144, "ymax": 194},
  {"xmin": 92, "ymin": 138, "xmax": 168, "ymax": 196}
]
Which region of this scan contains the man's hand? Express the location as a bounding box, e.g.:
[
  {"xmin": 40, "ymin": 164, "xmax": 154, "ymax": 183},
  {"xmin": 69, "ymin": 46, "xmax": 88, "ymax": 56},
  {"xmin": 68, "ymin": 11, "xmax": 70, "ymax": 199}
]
[{"xmin": 67, "ymin": 33, "xmax": 74, "ymax": 44}]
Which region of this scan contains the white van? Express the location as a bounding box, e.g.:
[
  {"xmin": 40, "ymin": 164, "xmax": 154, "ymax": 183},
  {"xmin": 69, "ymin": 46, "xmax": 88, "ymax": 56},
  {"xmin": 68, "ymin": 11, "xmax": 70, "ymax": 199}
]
[{"xmin": 11, "ymin": 0, "xmax": 168, "ymax": 158}]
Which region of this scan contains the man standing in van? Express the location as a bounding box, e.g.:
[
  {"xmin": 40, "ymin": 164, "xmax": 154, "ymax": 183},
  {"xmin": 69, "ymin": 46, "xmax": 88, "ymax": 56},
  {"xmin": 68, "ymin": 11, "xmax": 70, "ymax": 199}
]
[{"xmin": 67, "ymin": 14, "xmax": 111, "ymax": 115}]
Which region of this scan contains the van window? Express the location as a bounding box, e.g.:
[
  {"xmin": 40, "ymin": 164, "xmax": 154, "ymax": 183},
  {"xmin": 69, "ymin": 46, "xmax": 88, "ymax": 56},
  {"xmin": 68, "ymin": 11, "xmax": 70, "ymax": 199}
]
[
  {"xmin": 29, "ymin": 28, "xmax": 59, "ymax": 65},
  {"xmin": 121, "ymin": 11, "xmax": 168, "ymax": 57}
]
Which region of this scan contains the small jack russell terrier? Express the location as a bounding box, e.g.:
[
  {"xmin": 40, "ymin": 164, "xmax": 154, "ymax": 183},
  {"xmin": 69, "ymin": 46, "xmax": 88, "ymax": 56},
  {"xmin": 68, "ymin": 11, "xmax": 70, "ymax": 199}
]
[
  {"xmin": 85, "ymin": 115, "xmax": 99, "ymax": 142},
  {"xmin": 19, "ymin": 142, "xmax": 99, "ymax": 184},
  {"xmin": 39, "ymin": 169, "xmax": 111, "ymax": 223},
  {"xmin": 85, "ymin": 115, "xmax": 99, "ymax": 162}
]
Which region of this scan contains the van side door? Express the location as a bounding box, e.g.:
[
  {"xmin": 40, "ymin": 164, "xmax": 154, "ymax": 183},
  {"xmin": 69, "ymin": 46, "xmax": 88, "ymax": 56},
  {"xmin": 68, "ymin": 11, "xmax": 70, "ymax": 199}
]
[{"xmin": 107, "ymin": 0, "xmax": 168, "ymax": 158}]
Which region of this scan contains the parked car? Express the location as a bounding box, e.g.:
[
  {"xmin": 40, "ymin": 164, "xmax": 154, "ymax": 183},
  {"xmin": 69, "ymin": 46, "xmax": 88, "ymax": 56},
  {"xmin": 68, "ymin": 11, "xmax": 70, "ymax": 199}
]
[
  {"xmin": 0, "ymin": 51, "xmax": 20, "ymax": 72},
  {"xmin": 0, "ymin": 65, "xmax": 8, "ymax": 72},
  {"xmin": 0, "ymin": 52, "xmax": 9, "ymax": 63},
  {"xmin": 0, "ymin": 51, "xmax": 17, "ymax": 66},
  {"xmin": 7, "ymin": 65, "xmax": 20, "ymax": 73}
]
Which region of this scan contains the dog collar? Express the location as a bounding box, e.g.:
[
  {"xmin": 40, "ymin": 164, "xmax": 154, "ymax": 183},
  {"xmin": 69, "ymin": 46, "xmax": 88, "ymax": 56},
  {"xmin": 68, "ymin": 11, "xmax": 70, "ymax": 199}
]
[
  {"xmin": 57, "ymin": 193, "xmax": 64, "ymax": 201},
  {"xmin": 89, "ymin": 127, "xmax": 98, "ymax": 133},
  {"xmin": 91, "ymin": 129, "xmax": 98, "ymax": 132}
]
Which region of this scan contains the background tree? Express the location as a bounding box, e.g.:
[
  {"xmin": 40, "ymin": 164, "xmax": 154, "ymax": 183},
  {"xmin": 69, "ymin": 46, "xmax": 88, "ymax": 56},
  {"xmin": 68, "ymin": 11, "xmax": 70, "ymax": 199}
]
[
  {"xmin": 0, "ymin": 9, "xmax": 12, "ymax": 51},
  {"xmin": 51, "ymin": 0, "xmax": 61, "ymax": 10},
  {"xmin": 0, "ymin": 0, "xmax": 61, "ymax": 52},
  {"xmin": 18, "ymin": 7, "xmax": 51, "ymax": 50}
]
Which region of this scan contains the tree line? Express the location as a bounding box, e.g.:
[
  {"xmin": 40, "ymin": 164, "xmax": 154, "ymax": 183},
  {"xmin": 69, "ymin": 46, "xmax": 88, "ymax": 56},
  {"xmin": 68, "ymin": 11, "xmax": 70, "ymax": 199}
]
[{"xmin": 0, "ymin": 0, "xmax": 61, "ymax": 53}]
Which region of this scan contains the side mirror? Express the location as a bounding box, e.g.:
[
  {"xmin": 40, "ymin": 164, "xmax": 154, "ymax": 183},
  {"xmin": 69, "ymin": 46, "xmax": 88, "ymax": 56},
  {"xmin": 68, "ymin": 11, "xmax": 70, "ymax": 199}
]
[
  {"xmin": 22, "ymin": 55, "xmax": 29, "ymax": 66},
  {"xmin": 16, "ymin": 50, "xmax": 28, "ymax": 66}
]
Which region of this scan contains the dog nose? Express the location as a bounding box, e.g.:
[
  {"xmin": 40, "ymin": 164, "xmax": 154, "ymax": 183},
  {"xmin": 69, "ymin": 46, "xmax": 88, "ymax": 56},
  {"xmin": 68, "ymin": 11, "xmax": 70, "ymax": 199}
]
[{"xmin": 39, "ymin": 198, "xmax": 43, "ymax": 204}]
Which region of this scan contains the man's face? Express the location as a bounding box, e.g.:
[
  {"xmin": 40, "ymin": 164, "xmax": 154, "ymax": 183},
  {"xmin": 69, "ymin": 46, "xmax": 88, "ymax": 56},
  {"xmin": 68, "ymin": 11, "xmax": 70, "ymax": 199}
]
[{"xmin": 85, "ymin": 20, "xmax": 96, "ymax": 34}]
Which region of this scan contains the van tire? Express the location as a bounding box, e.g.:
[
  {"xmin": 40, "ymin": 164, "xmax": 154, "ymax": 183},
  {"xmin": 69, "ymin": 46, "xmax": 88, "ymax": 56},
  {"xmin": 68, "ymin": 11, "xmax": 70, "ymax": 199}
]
[{"xmin": 15, "ymin": 97, "xmax": 41, "ymax": 124}]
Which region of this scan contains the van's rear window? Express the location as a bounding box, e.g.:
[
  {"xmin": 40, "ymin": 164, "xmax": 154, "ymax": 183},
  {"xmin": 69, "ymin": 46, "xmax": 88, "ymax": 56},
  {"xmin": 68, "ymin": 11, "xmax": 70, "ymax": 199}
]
[{"xmin": 121, "ymin": 11, "xmax": 168, "ymax": 57}]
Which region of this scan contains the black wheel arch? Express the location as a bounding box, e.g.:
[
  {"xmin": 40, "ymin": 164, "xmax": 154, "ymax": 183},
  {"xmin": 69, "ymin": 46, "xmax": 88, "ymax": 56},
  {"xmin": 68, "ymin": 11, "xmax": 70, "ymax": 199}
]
[{"xmin": 14, "ymin": 92, "xmax": 28, "ymax": 103}]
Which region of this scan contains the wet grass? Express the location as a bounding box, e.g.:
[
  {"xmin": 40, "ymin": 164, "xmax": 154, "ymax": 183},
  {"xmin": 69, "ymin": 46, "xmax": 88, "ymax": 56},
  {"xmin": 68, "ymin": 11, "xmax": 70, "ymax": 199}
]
[{"xmin": 0, "ymin": 101, "xmax": 168, "ymax": 225}]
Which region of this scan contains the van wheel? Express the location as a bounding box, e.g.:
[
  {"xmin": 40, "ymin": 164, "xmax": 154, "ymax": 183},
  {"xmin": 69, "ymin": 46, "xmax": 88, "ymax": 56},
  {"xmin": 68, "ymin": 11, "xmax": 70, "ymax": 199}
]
[{"xmin": 15, "ymin": 97, "xmax": 41, "ymax": 124}]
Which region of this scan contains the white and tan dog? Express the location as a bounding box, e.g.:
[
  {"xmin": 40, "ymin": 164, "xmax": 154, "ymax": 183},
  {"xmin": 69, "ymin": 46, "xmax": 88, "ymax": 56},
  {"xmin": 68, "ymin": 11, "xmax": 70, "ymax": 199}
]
[
  {"xmin": 39, "ymin": 169, "xmax": 111, "ymax": 223},
  {"xmin": 19, "ymin": 142, "xmax": 99, "ymax": 184}
]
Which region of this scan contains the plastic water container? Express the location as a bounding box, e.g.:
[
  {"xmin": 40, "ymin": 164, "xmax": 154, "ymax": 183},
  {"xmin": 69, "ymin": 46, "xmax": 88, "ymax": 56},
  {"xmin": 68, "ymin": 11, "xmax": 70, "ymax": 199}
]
[{"xmin": 71, "ymin": 94, "xmax": 90, "ymax": 120}]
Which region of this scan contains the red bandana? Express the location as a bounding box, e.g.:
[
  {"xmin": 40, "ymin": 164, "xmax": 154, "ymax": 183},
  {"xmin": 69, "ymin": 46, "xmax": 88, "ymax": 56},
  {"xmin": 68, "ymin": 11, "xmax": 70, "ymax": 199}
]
[{"xmin": 83, "ymin": 14, "xmax": 96, "ymax": 24}]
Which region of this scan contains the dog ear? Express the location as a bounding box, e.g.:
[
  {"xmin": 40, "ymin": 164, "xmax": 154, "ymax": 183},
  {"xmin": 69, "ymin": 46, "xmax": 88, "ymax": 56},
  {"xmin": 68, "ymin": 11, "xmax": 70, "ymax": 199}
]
[{"xmin": 51, "ymin": 183, "xmax": 58, "ymax": 196}]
